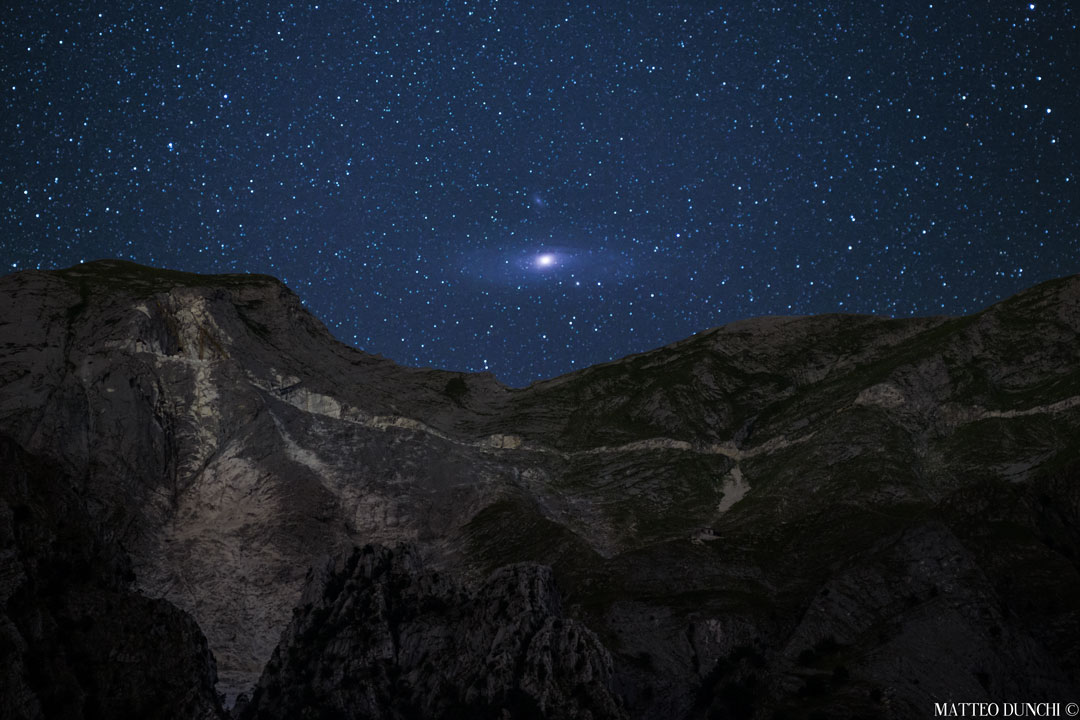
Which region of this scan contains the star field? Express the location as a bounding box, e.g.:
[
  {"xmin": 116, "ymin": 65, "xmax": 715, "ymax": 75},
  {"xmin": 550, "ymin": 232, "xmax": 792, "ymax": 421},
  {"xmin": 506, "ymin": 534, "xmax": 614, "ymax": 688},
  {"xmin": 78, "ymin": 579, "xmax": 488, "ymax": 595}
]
[{"xmin": 3, "ymin": 2, "xmax": 1078, "ymax": 386}]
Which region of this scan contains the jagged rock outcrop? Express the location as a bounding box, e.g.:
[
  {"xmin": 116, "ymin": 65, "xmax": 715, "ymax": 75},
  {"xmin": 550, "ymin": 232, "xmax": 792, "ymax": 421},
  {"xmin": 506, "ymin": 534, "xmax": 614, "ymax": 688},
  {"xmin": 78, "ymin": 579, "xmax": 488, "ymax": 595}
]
[
  {"xmin": 0, "ymin": 434, "xmax": 225, "ymax": 720},
  {"xmin": 1, "ymin": 260, "xmax": 1078, "ymax": 718},
  {"xmin": 238, "ymin": 544, "xmax": 625, "ymax": 720}
]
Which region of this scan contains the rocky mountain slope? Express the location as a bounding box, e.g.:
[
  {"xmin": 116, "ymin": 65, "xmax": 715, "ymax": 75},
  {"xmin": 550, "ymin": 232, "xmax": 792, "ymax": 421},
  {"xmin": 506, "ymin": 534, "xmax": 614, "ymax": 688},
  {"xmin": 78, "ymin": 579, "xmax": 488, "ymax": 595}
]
[
  {"xmin": 0, "ymin": 433, "xmax": 225, "ymax": 720},
  {"xmin": 1, "ymin": 259, "xmax": 1078, "ymax": 719},
  {"xmin": 236, "ymin": 544, "xmax": 624, "ymax": 720}
]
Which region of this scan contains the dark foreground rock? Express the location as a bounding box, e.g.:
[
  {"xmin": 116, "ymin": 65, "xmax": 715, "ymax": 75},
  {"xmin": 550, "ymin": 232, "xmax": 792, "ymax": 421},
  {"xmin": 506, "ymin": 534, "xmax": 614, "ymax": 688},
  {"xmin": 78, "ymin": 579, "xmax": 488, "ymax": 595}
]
[
  {"xmin": 0, "ymin": 434, "xmax": 225, "ymax": 720},
  {"xmin": 238, "ymin": 544, "xmax": 626, "ymax": 720}
]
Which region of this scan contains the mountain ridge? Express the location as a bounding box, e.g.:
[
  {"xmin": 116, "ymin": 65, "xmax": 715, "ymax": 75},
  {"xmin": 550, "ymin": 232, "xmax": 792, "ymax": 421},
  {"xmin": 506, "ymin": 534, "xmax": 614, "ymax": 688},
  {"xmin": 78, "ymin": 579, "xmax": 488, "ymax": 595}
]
[{"xmin": 1, "ymin": 260, "xmax": 1078, "ymax": 718}]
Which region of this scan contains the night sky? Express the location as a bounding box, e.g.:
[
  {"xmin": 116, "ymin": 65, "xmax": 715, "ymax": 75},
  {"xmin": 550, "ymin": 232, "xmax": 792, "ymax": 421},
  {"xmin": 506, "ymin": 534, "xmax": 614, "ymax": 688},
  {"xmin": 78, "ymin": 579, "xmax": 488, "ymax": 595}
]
[{"xmin": 3, "ymin": 3, "xmax": 1078, "ymax": 387}]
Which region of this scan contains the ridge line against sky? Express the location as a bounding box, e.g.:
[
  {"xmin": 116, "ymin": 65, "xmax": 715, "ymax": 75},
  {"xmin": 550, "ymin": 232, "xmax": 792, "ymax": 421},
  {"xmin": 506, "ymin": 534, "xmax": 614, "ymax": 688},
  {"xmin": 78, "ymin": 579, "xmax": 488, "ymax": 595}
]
[{"xmin": 2, "ymin": 2, "xmax": 1077, "ymax": 386}]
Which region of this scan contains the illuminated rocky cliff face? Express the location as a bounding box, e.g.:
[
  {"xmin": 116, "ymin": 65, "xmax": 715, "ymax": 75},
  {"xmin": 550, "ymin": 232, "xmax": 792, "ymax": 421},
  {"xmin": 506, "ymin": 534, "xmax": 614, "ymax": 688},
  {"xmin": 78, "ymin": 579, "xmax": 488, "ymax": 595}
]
[{"xmin": 2, "ymin": 260, "xmax": 1078, "ymax": 719}]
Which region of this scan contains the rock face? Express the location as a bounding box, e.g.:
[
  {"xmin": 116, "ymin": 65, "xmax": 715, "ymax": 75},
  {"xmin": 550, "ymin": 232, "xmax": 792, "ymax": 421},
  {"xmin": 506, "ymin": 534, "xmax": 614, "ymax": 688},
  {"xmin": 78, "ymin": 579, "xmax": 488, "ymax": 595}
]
[
  {"xmin": 0, "ymin": 434, "xmax": 225, "ymax": 720},
  {"xmin": 1, "ymin": 259, "xmax": 1079, "ymax": 718},
  {"xmin": 238, "ymin": 544, "xmax": 625, "ymax": 720}
]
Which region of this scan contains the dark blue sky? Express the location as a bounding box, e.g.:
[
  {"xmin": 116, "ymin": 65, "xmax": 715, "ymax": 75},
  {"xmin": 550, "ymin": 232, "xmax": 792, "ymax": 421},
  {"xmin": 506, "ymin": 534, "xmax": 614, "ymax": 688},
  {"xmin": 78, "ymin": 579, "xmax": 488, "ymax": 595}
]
[{"xmin": 3, "ymin": 2, "xmax": 1078, "ymax": 386}]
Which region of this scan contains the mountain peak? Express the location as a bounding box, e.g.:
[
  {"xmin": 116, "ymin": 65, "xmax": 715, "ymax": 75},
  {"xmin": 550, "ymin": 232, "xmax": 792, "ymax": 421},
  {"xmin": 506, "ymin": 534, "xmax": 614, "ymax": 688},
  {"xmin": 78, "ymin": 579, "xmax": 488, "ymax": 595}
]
[{"xmin": 47, "ymin": 258, "xmax": 285, "ymax": 295}]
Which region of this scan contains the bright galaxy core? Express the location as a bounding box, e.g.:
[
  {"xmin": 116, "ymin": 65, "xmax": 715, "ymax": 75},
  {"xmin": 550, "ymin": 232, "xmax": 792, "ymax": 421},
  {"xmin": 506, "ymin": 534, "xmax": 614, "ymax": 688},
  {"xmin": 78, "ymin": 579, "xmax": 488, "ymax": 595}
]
[{"xmin": 2, "ymin": 3, "xmax": 1078, "ymax": 386}]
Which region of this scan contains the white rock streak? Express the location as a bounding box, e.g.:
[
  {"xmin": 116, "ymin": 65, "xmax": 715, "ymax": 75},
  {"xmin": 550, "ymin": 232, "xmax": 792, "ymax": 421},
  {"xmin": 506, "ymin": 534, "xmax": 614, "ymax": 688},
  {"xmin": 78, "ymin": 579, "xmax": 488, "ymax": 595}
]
[
  {"xmin": 954, "ymin": 394, "xmax": 1080, "ymax": 421},
  {"xmin": 717, "ymin": 466, "xmax": 750, "ymax": 514}
]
